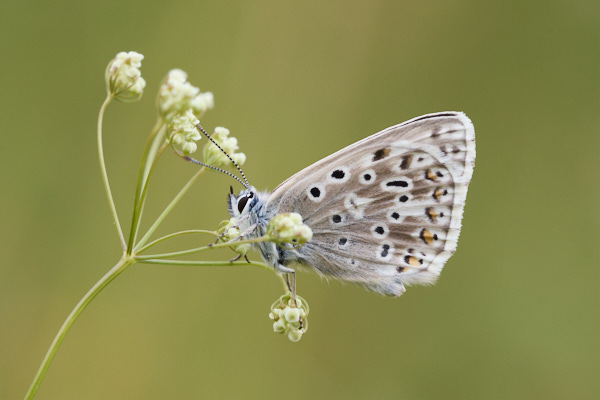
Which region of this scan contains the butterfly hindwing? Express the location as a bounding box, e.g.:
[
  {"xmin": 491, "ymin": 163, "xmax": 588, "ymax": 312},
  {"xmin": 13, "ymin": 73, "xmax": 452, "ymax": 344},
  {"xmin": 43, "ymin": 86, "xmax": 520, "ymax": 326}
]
[{"xmin": 264, "ymin": 112, "xmax": 475, "ymax": 296}]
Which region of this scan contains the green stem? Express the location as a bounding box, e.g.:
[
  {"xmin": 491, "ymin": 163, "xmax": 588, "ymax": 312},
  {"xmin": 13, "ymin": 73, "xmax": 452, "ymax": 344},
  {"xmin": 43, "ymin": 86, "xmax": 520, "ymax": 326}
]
[
  {"xmin": 133, "ymin": 167, "xmax": 207, "ymax": 252},
  {"xmin": 135, "ymin": 236, "xmax": 269, "ymax": 260},
  {"xmin": 137, "ymin": 120, "xmax": 165, "ymax": 201},
  {"xmin": 143, "ymin": 124, "xmax": 167, "ymax": 184},
  {"xmin": 136, "ymin": 259, "xmax": 271, "ymax": 270},
  {"xmin": 97, "ymin": 94, "xmax": 127, "ymax": 251},
  {"xmin": 135, "ymin": 229, "xmax": 218, "ymax": 254},
  {"xmin": 127, "ymin": 119, "xmax": 164, "ymax": 252},
  {"xmin": 127, "ymin": 141, "xmax": 168, "ymax": 254},
  {"xmin": 24, "ymin": 257, "xmax": 134, "ymax": 400}
]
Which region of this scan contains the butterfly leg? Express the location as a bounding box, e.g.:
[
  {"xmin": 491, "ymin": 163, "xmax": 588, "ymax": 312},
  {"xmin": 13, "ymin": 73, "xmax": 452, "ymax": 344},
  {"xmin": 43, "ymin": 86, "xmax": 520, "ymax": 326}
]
[
  {"xmin": 227, "ymin": 254, "xmax": 251, "ymax": 263},
  {"xmin": 228, "ymin": 254, "xmax": 242, "ymax": 262},
  {"xmin": 281, "ymin": 266, "xmax": 297, "ymax": 304},
  {"xmin": 212, "ymin": 227, "xmax": 231, "ymax": 245}
]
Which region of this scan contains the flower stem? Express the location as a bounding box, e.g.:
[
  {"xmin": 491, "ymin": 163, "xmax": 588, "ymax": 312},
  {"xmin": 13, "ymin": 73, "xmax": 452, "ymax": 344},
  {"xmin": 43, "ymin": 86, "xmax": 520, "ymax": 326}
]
[
  {"xmin": 24, "ymin": 257, "xmax": 134, "ymax": 400},
  {"xmin": 135, "ymin": 236, "xmax": 270, "ymax": 260},
  {"xmin": 135, "ymin": 229, "xmax": 218, "ymax": 254},
  {"xmin": 127, "ymin": 141, "xmax": 168, "ymax": 253},
  {"xmin": 128, "ymin": 119, "xmax": 163, "ymax": 239},
  {"xmin": 97, "ymin": 94, "xmax": 127, "ymax": 251},
  {"xmin": 133, "ymin": 167, "xmax": 207, "ymax": 252},
  {"xmin": 137, "ymin": 120, "xmax": 165, "ymax": 197},
  {"xmin": 135, "ymin": 258, "xmax": 271, "ymax": 270}
]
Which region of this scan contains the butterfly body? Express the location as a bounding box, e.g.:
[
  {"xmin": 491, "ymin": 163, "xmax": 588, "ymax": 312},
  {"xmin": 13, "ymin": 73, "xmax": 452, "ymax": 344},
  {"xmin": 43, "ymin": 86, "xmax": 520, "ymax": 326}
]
[{"xmin": 229, "ymin": 112, "xmax": 475, "ymax": 296}]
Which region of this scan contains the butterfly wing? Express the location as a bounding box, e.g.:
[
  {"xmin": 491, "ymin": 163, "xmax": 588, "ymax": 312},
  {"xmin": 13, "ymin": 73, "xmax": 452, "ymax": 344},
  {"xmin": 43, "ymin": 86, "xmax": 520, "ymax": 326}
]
[{"xmin": 265, "ymin": 112, "xmax": 475, "ymax": 296}]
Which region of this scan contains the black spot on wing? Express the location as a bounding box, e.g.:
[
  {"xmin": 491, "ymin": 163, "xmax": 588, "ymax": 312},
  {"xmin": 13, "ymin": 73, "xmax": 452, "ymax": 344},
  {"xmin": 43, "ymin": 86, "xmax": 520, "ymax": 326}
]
[
  {"xmin": 381, "ymin": 244, "xmax": 390, "ymax": 257},
  {"xmin": 331, "ymin": 170, "xmax": 345, "ymax": 179},
  {"xmin": 386, "ymin": 180, "xmax": 409, "ymax": 187}
]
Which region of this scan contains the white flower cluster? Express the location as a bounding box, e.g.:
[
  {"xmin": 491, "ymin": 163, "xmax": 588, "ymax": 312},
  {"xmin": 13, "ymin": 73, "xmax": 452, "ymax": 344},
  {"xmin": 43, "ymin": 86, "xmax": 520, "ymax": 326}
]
[
  {"xmin": 105, "ymin": 51, "xmax": 146, "ymax": 101},
  {"xmin": 157, "ymin": 69, "xmax": 214, "ymax": 121},
  {"xmin": 216, "ymin": 217, "xmax": 250, "ymax": 257},
  {"xmin": 269, "ymin": 293, "xmax": 309, "ymax": 342},
  {"xmin": 203, "ymin": 127, "xmax": 246, "ymax": 168},
  {"xmin": 168, "ymin": 110, "xmax": 201, "ymax": 155},
  {"xmin": 266, "ymin": 213, "xmax": 313, "ymax": 247}
]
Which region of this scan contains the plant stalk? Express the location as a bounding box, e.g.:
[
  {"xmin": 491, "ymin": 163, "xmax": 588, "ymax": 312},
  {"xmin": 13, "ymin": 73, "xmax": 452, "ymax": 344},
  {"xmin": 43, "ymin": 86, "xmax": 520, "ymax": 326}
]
[
  {"xmin": 97, "ymin": 94, "xmax": 127, "ymax": 251},
  {"xmin": 24, "ymin": 257, "xmax": 134, "ymax": 400}
]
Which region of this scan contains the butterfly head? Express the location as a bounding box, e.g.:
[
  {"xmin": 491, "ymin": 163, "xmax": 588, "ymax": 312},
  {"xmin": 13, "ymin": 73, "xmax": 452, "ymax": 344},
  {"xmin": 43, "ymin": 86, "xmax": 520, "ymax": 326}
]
[{"xmin": 228, "ymin": 185, "xmax": 260, "ymax": 219}]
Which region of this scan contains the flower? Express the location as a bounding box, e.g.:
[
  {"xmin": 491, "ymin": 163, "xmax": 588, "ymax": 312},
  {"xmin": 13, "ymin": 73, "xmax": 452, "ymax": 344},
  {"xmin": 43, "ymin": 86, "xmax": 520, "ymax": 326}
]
[
  {"xmin": 203, "ymin": 127, "xmax": 246, "ymax": 168},
  {"xmin": 216, "ymin": 218, "xmax": 251, "ymax": 257},
  {"xmin": 268, "ymin": 292, "xmax": 309, "ymax": 342},
  {"xmin": 167, "ymin": 110, "xmax": 201, "ymax": 155},
  {"xmin": 191, "ymin": 92, "xmax": 214, "ymax": 115},
  {"xmin": 105, "ymin": 51, "xmax": 146, "ymax": 102},
  {"xmin": 266, "ymin": 213, "xmax": 312, "ymax": 247},
  {"xmin": 157, "ymin": 69, "xmax": 214, "ymax": 121}
]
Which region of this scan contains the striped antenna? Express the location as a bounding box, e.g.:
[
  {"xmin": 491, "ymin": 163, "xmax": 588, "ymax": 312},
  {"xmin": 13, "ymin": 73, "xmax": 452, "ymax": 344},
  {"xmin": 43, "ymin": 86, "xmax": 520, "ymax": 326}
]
[
  {"xmin": 195, "ymin": 123, "xmax": 250, "ymax": 189},
  {"xmin": 183, "ymin": 155, "xmax": 248, "ymax": 189}
]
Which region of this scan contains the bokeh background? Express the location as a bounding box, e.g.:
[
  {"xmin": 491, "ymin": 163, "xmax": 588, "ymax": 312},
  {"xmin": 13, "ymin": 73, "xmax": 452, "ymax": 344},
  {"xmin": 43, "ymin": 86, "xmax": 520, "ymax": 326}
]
[{"xmin": 1, "ymin": 1, "xmax": 598, "ymax": 399}]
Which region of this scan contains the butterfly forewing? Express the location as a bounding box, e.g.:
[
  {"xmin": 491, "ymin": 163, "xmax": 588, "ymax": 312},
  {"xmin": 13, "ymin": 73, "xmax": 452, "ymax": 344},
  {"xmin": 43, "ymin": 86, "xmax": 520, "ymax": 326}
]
[{"xmin": 264, "ymin": 112, "xmax": 475, "ymax": 296}]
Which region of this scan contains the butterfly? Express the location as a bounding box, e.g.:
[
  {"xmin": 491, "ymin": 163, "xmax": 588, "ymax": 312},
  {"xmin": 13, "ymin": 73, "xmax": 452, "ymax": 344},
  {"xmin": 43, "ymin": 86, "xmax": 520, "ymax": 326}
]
[{"xmin": 226, "ymin": 112, "xmax": 475, "ymax": 296}]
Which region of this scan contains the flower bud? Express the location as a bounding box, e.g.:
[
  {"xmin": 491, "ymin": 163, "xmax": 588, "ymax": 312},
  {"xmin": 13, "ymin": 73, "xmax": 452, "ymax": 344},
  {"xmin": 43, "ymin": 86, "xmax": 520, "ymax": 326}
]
[
  {"xmin": 216, "ymin": 218, "xmax": 251, "ymax": 257},
  {"xmin": 203, "ymin": 127, "xmax": 246, "ymax": 168},
  {"xmin": 287, "ymin": 328, "xmax": 303, "ymax": 343},
  {"xmin": 266, "ymin": 213, "xmax": 313, "ymax": 247},
  {"xmin": 268, "ymin": 292, "xmax": 309, "ymax": 342},
  {"xmin": 284, "ymin": 307, "xmax": 301, "ymax": 323},
  {"xmin": 273, "ymin": 319, "xmax": 286, "ymax": 334},
  {"xmin": 157, "ymin": 69, "xmax": 214, "ymax": 121},
  {"xmin": 105, "ymin": 51, "xmax": 146, "ymax": 102},
  {"xmin": 167, "ymin": 109, "xmax": 201, "ymax": 155}
]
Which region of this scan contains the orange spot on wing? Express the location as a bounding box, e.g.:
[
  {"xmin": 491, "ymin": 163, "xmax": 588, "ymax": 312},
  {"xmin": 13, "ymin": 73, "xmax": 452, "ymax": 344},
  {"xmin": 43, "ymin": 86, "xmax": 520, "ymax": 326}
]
[
  {"xmin": 426, "ymin": 207, "xmax": 439, "ymax": 223},
  {"xmin": 420, "ymin": 228, "xmax": 435, "ymax": 245},
  {"xmin": 408, "ymin": 256, "xmax": 422, "ymax": 267},
  {"xmin": 426, "ymin": 169, "xmax": 438, "ymax": 181},
  {"xmin": 372, "ymin": 148, "xmax": 391, "ymax": 161}
]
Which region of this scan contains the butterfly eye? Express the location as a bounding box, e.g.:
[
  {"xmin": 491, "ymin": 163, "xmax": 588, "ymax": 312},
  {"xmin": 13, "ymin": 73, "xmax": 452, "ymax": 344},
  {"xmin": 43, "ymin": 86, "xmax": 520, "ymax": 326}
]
[{"xmin": 237, "ymin": 192, "xmax": 253, "ymax": 213}]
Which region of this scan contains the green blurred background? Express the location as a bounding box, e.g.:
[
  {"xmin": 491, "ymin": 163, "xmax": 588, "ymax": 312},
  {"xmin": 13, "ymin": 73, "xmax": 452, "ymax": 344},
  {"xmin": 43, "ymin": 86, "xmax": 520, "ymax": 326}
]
[{"xmin": 1, "ymin": 1, "xmax": 598, "ymax": 399}]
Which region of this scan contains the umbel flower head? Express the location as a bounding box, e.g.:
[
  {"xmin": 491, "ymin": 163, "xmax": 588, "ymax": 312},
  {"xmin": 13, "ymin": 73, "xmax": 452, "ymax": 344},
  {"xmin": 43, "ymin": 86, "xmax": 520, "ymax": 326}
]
[
  {"xmin": 167, "ymin": 110, "xmax": 201, "ymax": 155},
  {"xmin": 105, "ymin": 51, "xmax": 146, "ymax": 102},
  {"xmin": 266, "ymin": 213, "xmax": 312, "ymax": 247},
  {"xmin": 157, "ymin": 69, "xmax": 214, "ymax": 121},
  {"xmin": 203, "ymin": 127, "xmax": 246, "ymax": 168},
  {"xmin": 269, "ymin": 292, "xmax": 309, "ymax": 342},
  {"xmin": 216, "ymin": 218, "xmax": 251, "ymax": 257}
]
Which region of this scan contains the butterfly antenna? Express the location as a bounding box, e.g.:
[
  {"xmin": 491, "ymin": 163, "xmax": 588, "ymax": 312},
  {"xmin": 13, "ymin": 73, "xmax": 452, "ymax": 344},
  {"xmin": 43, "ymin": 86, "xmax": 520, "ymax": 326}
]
[
  {"xmin": 183, "ymin": 155, "xmax": 248, "ymax": 189},
  {"xmin": 195, "ymin": 123, "xmax": 250, "ymax": 189}
]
